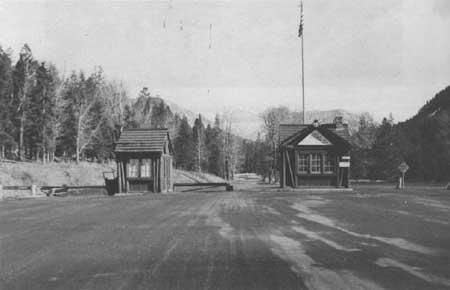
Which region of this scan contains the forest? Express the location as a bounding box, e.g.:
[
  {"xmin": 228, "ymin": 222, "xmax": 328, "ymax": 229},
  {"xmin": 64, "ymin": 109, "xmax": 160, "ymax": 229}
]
[
  {"xmin": 1, "ymin": 44, "xmax": 449, "ymax": 182},
  {"xmin": 250, "ymin": 85, "xmax": 450, "ymax": 183},
  {"xmin": 0, "ymin": 44, "xmax": 242, "ymax": 180}
]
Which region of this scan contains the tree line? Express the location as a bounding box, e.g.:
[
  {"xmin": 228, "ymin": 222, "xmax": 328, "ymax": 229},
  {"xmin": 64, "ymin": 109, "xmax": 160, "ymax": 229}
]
[
  {"xmin": 2, "ymin": 44, "xmax": 448, "ymax": 182},
  {"xmin": 0, "ymin": 44, "xmax": 240, "ymax": 180},
  {"xmin": 241, "ymin": 92, "xmax": 450, "ymax": 183},
  {"xmin": 352, "ymin": 85, "xmax": 450, "ymax": 182},
  {"xmin": 0, "ymin": 44, "xmax": 130, "ymax": 163}
]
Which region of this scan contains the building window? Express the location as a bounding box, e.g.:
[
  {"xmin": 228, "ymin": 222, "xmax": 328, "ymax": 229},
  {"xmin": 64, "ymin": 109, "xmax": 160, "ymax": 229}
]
[
  {"xmin": 297, "ymin": 152, "xmax": 335, "ymax": 175},
  {"xmin": 310, "ymin": 153, "xmax": 321, "ymax": 174},
  {"xmin": 128, "ymin": 158, "xmax": 153, "ymax": 178},
  {"xmin": 128, "ymin": 159, "xmax": 139, "ymax": 177},
  {"xmin": 140, "ymin": 159, "xmax": 152, "ymax": 178},
  {"xmin": 298, "ymin": 154, "xmax": 309, "ymax": 174},
  {"xmin": 323, "ymin": 153, "xmax": 335, "ymax": 174}
]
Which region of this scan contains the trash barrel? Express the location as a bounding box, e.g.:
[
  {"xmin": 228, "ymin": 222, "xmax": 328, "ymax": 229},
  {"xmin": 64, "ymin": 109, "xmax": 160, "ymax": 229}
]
[{"xmin": 103, "ymin": 172, "xmax": 118, "ymax": 195}]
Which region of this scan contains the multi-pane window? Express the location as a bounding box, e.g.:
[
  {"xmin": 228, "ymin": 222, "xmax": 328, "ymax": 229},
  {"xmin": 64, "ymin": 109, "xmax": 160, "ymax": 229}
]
[
  {"xmin": 297, "ymin": 152, "xmax": 335, "ymax": 174},
  {"xmin": 128, "ymin": 159, "xmax": 139, "ymax": 177},
  {"xmin": 310, "ymin": 153, "xmax": 321, "ymax": 174},
  {"xmin": 298, "ymin": 154, "xmax": 309, "ymax": 174},
  {"xmin": 323, "ymin": 154, "xmax": 335, "ymax": 174},
  {"xmin": 128, "ymin": 158, "xmax": 152, "ymax": 178},
  {"xmin": 140, "ymin": 159, "xmax": 152, "ymax": 178}
]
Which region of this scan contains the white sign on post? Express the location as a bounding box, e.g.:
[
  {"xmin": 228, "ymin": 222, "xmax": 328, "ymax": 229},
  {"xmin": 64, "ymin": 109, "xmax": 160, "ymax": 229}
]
[
  {"xmin": 339, "ymin": 162, "xmax": 350, "ymax": 168},
  {"xmin": 398, "ymin": 162, "xmax": 409, "ymax": 173},
  {"xmin": 398, "ymin": 161, "xmax": 409, "ymax": 189},
  {"xmin": 339, "ymin": 156, "xmax": 350, "ymax": 167}
]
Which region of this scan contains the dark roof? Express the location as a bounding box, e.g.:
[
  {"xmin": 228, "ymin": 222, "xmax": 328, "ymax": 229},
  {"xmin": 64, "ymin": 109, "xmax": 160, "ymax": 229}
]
[
  {"xmin": 115, "ymin": 129, "xmax": 170, "ymax": 153},
  {"xmin": 279, "ymin": 124, "xmax": 308, "ymax": 144},
  {"xmin": 279, "ymin": 123, "xmax": 351, "ymax": 145}
]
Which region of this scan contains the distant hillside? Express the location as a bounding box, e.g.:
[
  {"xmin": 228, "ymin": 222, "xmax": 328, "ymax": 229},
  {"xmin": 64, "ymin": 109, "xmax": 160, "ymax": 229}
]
[
  {"xmin": 128, "ymin": 95, "xmax": 371, "ymax": 140},
  {"xmin": 164, "ymin": 99, "xmax": 212, "ymax": 126},
  {"xmin": 412, "ymin": 85, "xmax": 450, "ymax": 121},
  {"xmin": 393, "ymin": 85, "xmax": 450, "ymax": 181},
  {"xmin": 226, "ymin": 108, "xmax": 371, "ymax": 140},
  {"xmin": 298, "ymin": 109, "xmax": 371, "ymax": 133}
]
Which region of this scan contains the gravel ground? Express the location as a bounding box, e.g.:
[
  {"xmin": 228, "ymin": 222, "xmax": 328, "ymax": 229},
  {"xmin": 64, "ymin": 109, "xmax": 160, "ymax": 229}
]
[{"xmin": 1, "ymin": 184, "xmax": 449, "ymax": 290}]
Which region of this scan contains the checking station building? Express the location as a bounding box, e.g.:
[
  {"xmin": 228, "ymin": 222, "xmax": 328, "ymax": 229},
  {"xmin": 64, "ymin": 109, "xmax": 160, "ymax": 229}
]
[
  {"xmin": 114, "ymin": 128, "xmax": 173, "ymax": 193},
  {"xmin": 279, "ymin": 117, "xmax": 351, "ymax": 188}
]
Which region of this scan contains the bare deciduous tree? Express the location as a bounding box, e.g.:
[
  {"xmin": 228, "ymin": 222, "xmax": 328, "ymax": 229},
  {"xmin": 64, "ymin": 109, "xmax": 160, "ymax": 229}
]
[{"xmin": 260, "ymin": 106, "xmax": 291, "ymax": 183}]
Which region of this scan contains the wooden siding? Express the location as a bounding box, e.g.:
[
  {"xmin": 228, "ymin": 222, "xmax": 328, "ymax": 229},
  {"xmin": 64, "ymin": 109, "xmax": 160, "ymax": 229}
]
[
  {"xmin": 279, "ymin": 122, "xmax": 351, "ymax": 188},
  {"xmin": 114, "ymin": 129, "xmax": 173, "ymax": 193}
]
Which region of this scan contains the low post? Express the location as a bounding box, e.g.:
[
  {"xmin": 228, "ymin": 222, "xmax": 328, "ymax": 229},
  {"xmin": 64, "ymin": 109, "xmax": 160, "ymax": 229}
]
[
  {"xmin": 31, "ymin": 184, "xmax": 37, "ymax": 197},
  {"xmin": 397, "ymin": 162, "xmax": 409, "ymax": 190},
  {"xmin": 0, "ymin": 184, "xmax": 3, "ymax": 200},
  {"xmin": 397, "ymin": 176, "xmax": 402, "ymax": 189}
]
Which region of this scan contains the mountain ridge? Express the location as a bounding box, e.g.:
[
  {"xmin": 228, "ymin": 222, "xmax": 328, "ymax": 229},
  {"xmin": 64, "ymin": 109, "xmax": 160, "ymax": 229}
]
[{"xmin": 128, "ymin": 95, "xmax": 373, "ymax": 140}]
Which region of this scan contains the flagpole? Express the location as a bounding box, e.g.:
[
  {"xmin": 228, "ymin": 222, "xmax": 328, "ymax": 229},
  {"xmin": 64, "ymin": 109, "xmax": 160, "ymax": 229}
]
[
  {"xmin": 301, "ymin": 26, "xmax": 305, "ymax": 124},
  {"xmin": 301, "ymin": 1, "xmax": 305, "ymax": 125}
]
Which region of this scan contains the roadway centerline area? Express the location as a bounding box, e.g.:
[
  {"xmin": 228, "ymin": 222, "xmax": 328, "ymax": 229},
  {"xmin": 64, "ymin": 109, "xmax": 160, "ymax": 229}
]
[{"xmin": 1, "ymin": 186, "xmax": 449, "ymax": 290}]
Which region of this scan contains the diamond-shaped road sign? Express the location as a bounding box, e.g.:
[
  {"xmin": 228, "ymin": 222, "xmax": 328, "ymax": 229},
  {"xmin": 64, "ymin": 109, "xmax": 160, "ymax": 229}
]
[{"xmin": 398, "ymin": 162, "xmax": 409, "ymax": 173}]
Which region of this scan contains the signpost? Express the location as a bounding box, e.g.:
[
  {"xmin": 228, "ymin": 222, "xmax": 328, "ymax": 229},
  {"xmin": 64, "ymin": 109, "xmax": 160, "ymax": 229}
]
[
  {"xmin": 398, "ymin": 162, "xmax": 409, "ymax": 189},
  {"xmin": 339, "ymin": 156, "xmax": 350, "ymax": 168}
]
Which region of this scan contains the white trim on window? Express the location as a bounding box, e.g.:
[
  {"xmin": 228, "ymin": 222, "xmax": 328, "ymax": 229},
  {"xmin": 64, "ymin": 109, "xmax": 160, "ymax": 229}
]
[
  {"xmin": 323, "ymin": 153, "xmax": 335, "ymax": 174},
  {"xmin": 128, "ymin": 159, "xmax": 139, "ymax": 177},
  {"xmin": 298, "ymin": 154, "xmax": 309, "ymax": 174},
  {"xmin": 310, "ymin": 153, "xmax": 321, "ymax": 174}
]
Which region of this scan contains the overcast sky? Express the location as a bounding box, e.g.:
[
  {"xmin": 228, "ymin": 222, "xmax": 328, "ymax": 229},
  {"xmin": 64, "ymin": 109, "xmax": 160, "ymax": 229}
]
[{"xmin": 1, "ymin": 0, "xmax": 449, "ymax": 122}]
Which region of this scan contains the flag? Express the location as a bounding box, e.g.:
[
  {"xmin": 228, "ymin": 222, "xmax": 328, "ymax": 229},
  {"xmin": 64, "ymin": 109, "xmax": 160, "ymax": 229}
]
[{"xmin": 298, "ymin": 1, "xmax": 303, "ymax": 37}]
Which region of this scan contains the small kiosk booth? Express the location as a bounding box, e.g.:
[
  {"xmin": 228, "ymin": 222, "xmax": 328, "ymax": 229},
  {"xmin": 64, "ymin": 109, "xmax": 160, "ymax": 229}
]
[
  {"xmin": 279, "ymin": 117, "xmax": 351, "ymax": 188},
  {"xmin": 114, "ymin": 128, "xmax": 173, "ymax": 193}
]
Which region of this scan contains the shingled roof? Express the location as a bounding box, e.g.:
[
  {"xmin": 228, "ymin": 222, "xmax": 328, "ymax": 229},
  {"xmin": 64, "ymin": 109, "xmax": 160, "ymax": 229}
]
[
  {"xmin": 115, "ymin": 128, "xmax": 171, "ymax": 153},
  {"xmin": 279, "ymin": 123, "xmax": 351, "ymax": 144},
  {"xmin": 279, "ymin": 124, "xmax": 308, "ymax": 144}
]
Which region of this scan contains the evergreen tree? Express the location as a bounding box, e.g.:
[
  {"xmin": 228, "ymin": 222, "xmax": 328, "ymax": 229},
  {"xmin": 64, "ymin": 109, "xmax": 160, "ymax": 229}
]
[
  {"xmin": 12, "ymin": 44, "xmax": 37, "ymax": 160},
  {"xmin": 350, "ymin": 115, "xmax": 377, "ymax": 179},
  {"xmin": 173, "ymin": 116, "xmax": 194, "ymax": 170},
  {"xmin": 0, "ymin": 47, "xmax": 15, "ymax": 158},
  {"xmin": 28, "ymin": 62, "xmax": 58, "ymax": 162},
  {"xmin": 192, "ymin": 114, "xmax": 206, "ymax": 172},
  {"xmin": 369, "ymin": 116, "xmax": 403, "ymax": 180},
  {"xmin": 208, "ymin": 114, "xmax": 225, "ymax": 177}
]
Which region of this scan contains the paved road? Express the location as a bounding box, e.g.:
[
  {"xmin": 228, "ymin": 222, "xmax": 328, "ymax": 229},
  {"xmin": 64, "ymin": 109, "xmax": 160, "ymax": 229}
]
[{"xmin": 1, "ymin": 184, "xmax": 449, "ymax": 290}]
